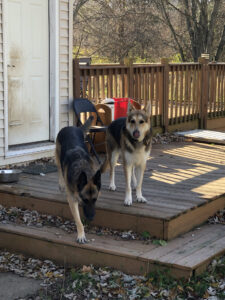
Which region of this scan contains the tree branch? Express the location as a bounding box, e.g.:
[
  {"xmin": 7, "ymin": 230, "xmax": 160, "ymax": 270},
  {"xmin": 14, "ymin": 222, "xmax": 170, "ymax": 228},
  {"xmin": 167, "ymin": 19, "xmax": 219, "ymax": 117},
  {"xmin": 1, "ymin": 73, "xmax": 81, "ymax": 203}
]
[
  {"xmin": 73, "ymin": 0, "xmax": 89, "ymax": 19},
  {"xmin": 215, "ymin": 25, "xmax": 225, "ymax": 61},
  {"xmin": 207, "ymin": 0, "xmax": 222, "ymax": 53},
  {"xmin": 159, "ymin": 0, "xmax": 186, "ymax": 61}
]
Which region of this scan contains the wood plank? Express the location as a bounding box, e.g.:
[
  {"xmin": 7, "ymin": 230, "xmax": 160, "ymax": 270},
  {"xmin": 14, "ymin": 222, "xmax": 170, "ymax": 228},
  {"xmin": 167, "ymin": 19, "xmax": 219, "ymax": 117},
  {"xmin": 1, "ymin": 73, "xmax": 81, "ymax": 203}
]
[
  {"xmin": 144, "ymin": 68, "xmax": 148, "ymax": 107},
  {"xmin": 175, "ymin": 66, "xmax": 179, "ymax": 123},
  {"xmin": 165, "ymin": 196, "xmax": 225, "ymax": 240},
  {"xmin": 187, "ymin": 66, "xmax": 191, "ymax": 120},
  {"xmin": 170, "ymin": 66, "xmax": 174, "ymax": 120},
  {"xmin": 179, "ymin": 65, "xmax": 184, "ymax": 120},
  {"xmin": 177, "ymin": 236, "xmax": 225, "ymax": 268},
  {"xmin": 161, "ymin": 226, "xmax": 223, "ymax": 264},
  {"xmin": 141, "ymin": 224, "xmax": 224, "ymax": 262}
]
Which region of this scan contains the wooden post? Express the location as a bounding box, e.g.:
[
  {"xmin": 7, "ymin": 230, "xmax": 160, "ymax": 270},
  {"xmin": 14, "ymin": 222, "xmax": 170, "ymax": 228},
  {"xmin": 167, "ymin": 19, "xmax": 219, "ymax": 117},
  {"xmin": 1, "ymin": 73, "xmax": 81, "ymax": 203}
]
[
  {"xmin": 161, "ymin": 58, "xmax": 170, "ymax": 132},
  {"xmin": 198, "ymin": 56, "xmax": 209, "ymax": 129},
  {"xmin": 124, "ymin": 58, "xmax": 134, "ymax": 99},
  {"xmin": 73, "ymin": 58, "xmax": 80, "ymax": 99},
  {"xmin": 128, "ymin": 64, "xmax": 134, "ymax": 99}
]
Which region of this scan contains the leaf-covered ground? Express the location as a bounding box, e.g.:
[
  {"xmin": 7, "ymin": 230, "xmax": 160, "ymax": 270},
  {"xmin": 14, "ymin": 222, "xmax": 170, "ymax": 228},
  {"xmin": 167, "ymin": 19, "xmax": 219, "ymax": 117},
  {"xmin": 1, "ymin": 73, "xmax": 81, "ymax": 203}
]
[{"xmin": 0, "ymin": 250, "xmax": 224, "ymax": 300}]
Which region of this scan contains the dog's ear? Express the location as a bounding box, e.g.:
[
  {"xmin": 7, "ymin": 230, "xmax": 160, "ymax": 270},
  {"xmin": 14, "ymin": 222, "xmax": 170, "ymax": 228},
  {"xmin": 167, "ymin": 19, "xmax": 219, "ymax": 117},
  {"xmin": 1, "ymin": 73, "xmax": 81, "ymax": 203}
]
[
  {"xmin": 93, "ymin": 169, "xmax": 101, "ymax": 190},
  {"xmin": 144, "ymin": 101, "xmax": 151, "ymax": 117},
  {"xmin": 127, "ymin": 100, "xmax": 136, "ymax": 115},
  {"xmin": 77, "ymin": 172, "xmax": 88, "ymax": 192}
]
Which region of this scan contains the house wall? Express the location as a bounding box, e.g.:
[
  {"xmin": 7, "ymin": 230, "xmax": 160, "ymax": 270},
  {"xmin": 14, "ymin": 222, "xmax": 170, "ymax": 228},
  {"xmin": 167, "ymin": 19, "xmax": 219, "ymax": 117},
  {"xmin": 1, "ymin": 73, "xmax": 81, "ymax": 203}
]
[
  {"xmin": 59, "ymin": 0, "xmax": 73, "ymax": 129},
  {"xmin": 0, "ymin": 0, "xmax": 73, "ymax": 166},
  {"xmin": 0, "ymin": 1, "xmax": 5, "ymax": 159}
]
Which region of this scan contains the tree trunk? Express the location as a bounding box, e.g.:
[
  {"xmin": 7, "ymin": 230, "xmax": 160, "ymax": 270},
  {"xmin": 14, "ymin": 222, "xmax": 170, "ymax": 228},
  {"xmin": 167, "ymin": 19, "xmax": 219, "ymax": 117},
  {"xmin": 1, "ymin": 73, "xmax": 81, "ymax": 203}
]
[{"xmin": 215, "ymin": 25, "xmax": 225, "ymax": 61}]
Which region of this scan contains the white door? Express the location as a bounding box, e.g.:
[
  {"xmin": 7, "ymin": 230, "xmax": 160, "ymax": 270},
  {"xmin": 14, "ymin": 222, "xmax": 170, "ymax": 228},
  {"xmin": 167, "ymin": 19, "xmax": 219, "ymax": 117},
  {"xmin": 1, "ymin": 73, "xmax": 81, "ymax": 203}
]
[{"xmin": 7, "ymin": 0, "xmax": 49, "ymax": 146}]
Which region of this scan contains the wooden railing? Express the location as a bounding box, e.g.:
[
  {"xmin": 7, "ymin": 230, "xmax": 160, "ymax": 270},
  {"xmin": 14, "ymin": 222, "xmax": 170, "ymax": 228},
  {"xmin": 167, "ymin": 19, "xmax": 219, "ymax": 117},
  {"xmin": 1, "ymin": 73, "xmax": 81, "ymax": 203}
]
[{"xmin": 73, "ymin": 58, "xmax": 225, "ymax": 132}]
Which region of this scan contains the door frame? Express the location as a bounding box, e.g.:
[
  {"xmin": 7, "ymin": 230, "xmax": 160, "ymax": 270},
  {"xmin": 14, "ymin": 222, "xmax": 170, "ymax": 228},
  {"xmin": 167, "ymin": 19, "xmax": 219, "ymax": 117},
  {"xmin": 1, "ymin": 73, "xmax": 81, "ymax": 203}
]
[{"xmin": 3, "ymin": 0, "xmax": 59, "ymax": 157}]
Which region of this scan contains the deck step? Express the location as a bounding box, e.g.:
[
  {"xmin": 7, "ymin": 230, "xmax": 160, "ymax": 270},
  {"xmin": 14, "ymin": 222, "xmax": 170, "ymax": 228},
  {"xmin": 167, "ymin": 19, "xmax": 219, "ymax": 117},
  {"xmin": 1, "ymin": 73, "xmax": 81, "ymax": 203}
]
[
  {"xmin": 176, "ymin": 129, "xmax": 225, "ymax": 144},
  {"xmin": 0, "ymin": 222, "xmax": 224, "ymax": 279},
  {"xmin": 0, "ymin": 188, "xmax": 224, "ymax": 241}
]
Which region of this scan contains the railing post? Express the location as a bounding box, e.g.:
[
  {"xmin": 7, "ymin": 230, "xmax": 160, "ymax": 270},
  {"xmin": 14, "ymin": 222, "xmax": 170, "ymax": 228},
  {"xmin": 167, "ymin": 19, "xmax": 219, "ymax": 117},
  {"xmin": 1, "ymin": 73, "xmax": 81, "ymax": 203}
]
[
  {"xmin": 73, "ymin": 58, "xmax": 80, "ymax": 99},
  {"xmin": 198, "ymin": 56, "xmax": 209, "ymax": 129},
  {"xmin": 161, "ymin": 58, "xmax": 170, "ymax": 132},
  {"xmin": 129, "ymin": 64, "xmax": 134, "ymax": 99},
  {"xmin": 124, "ymin": 58, "xmax": 134, "ymax": 99}
]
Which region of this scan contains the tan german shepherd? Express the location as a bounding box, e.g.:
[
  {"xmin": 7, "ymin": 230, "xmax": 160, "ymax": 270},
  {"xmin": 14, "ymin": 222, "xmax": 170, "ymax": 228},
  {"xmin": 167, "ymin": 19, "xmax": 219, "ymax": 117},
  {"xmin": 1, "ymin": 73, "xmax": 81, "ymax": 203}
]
[
  {"xmin": 102, "ymin": 101, "xmax": 152, "ymax": 206},
  {"xmin": 55, "ymin": 116, "xmax": 101, "ymax": 243}
]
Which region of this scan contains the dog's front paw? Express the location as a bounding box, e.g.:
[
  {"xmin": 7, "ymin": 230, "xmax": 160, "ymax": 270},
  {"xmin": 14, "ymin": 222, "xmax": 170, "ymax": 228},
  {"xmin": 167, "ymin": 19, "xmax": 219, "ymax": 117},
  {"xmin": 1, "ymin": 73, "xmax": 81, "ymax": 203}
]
[
  {"xmin": 76, "ymin": 234, "xmax": 87, "ymax": 244},
  {"xmin": 136, "ymin": 195, "xmax": 147, "ymax": 203},
  {"xmin": 109, "ymin": 184, "xmax": 116, "ymax": 191},
  {"xmin": 124, "ymin": 196, "xmax": 132, "ymax": 206}
]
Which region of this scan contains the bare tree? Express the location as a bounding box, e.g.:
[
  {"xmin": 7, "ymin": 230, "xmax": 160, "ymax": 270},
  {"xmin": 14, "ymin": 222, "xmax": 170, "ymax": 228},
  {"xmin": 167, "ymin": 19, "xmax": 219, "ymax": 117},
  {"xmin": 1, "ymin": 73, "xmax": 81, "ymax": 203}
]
[
  {"xmin": 154, "ymin": 0, "xmax": 225, "ymax": 61},
  {"xmin": 73, "ymin": 0, "xmax": 170, "ymax": 62},
  {"xmin": 73, "ymin": 0, "xmax": 89, "ymax": 19},
  {"xmin": 73, "ymin": 0, "xmax": 225, "ymax": 62}
]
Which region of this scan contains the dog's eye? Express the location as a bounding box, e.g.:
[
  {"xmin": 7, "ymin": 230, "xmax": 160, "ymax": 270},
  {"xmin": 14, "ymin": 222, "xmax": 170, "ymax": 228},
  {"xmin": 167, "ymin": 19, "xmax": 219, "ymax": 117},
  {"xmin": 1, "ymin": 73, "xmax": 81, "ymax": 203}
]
[
  {"xmin": 130, "ymin": 120, "xmax": 135, "ymax": 124},
  {"xmin": 139, "ymin": 120, "xmax": 144, "ymax": 124}
]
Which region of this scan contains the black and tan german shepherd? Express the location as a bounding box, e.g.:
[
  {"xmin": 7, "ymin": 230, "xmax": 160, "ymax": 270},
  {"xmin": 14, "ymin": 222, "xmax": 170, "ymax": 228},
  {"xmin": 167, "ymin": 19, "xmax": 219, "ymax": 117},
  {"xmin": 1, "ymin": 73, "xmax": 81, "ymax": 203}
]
[
  {"xmin": 55, "ymin": 117, "xmax": 101, "ymax": 243},
  {"xmin": 101, "ymin": 101, "xmax": 152, "ymax": 206}
]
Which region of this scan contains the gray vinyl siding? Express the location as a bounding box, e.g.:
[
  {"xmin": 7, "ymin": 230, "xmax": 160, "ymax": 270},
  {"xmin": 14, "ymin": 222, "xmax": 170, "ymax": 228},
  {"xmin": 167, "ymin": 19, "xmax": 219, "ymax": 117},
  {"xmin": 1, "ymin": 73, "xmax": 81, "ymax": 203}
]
[
  {"xmin": 0, "ymin": 1, "xmax": 5, "ymax": 158},
  {"xmin": 59, "ymin": 0, "xmax": 73, "ymax": 129}
]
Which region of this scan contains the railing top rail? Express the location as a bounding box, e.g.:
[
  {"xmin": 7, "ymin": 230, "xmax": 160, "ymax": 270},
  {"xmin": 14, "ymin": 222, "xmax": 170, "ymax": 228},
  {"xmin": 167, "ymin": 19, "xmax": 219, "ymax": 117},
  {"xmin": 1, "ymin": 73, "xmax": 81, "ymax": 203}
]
[
  {"xmin": 78, "ymin": 65, "xmax": 129, "ymax": 70},
  {"xmin": 78, "ymin": 63, "xmax": 165, "ymax": 70},
  {"xmin": 133, "ymin": 64, "xmax": 163, "ymax": 67},
  {"xmin": 209, "ymin": 62, "xmax": 225, "ymax": 65},
  {"xmin": 169, "ymin": 62, "xmax": 200, "ymax": 66}
]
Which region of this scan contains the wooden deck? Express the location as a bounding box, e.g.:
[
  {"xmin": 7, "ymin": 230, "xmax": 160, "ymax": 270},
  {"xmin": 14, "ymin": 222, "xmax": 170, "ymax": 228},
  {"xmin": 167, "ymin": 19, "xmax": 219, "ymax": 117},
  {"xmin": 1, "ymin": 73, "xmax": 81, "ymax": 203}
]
[
  {"xmin": 0, "ymin": 142, "xmax": 224, "ymax": 240},
  {"xmin": 0, "ymin": 141, "xmax": 224, "ymax": 279}
]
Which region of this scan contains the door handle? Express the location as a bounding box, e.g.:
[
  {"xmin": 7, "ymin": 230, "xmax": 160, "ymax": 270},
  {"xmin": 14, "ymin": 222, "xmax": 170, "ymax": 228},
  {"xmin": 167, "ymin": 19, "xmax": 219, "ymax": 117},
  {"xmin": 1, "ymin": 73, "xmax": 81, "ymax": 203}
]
[{"xmin": 7, "ymin": 64, "xmax": 15, "ymax": 68}]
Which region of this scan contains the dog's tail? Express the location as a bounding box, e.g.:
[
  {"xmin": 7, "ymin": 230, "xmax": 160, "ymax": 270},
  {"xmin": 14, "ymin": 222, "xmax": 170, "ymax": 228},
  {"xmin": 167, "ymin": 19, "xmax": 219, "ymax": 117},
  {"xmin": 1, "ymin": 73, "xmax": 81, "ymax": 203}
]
[{"xmin": 81, "ymin": 115, "xmax": 94, "ymax": 137}]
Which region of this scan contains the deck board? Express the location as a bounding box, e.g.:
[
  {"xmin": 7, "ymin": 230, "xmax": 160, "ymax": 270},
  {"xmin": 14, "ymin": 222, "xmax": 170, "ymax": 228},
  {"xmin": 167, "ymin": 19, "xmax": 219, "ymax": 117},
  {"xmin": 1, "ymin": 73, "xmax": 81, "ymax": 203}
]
[{"xmin": 0, "ymin": 142, "xmax": 224, "ymax": 239}]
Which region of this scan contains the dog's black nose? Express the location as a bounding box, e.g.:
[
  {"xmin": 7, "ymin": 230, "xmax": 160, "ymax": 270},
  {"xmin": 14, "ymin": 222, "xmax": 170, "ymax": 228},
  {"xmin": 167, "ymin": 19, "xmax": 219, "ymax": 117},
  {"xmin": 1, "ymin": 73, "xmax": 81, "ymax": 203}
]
[
  {"xmin": 83, "ymin": 205, "xmax": 95, "ymax": 221},
  {"xmin": 87, "ymin": 215, "xmax": 94, "ymax": 221},
  {"xmin": 133, "ymin": 130, "xmax": 140, "ymax": 138}
]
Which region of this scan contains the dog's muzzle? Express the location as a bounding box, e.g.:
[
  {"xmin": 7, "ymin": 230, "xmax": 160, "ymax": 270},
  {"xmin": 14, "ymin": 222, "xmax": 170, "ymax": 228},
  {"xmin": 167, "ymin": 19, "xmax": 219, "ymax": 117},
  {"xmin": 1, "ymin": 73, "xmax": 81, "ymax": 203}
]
[
  {"xmin": 133, "ymin": 130, "xmax": 140, "ymax": 139},
  {"xmin": 83, "ymin": 204, "xmax": 95, "ymax": 221}
]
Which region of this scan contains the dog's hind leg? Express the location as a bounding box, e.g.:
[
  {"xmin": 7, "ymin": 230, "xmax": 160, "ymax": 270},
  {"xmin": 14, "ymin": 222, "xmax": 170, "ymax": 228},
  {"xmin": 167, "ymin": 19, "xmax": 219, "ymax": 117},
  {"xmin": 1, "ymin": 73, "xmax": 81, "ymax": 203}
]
[
  {"xmin": 135, "ymin": 164, "xmax": 147, "ymax": 203},
  {"xmin": 55, "ymin": 144, "xmax": 65, "ymax": 192},
  {"xmin": 58, "ymin": 167, "xmax": 65, "ymax": 192},
  {"xmin": 67, "ymin": 193, "xmax": 86, "ymax": 243},
  {"xmin": 109, "ymin": 150, "xmax": 119, "ymax": 191}
]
